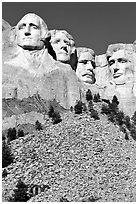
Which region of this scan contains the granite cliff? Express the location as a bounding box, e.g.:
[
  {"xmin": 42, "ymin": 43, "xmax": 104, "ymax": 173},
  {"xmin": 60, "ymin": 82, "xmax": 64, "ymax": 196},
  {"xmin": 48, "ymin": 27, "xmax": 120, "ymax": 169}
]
[{"xmin": 2, "ymin": 18, "xmax": 136, "ymax": 132}]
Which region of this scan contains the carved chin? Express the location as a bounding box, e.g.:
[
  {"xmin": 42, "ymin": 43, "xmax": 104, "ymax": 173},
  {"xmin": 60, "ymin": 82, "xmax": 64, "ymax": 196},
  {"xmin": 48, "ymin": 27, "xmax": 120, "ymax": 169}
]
[
  {"xmin": 56, "ymin": 52, "xmax": 69, "ymax": 61},
  {"xmin": 82, "ymin": 76, "xmax": 95, "ymax": 84},
  {"xmin": 113, "ymin": 75, "xmax": 126, "ymax": 85}
]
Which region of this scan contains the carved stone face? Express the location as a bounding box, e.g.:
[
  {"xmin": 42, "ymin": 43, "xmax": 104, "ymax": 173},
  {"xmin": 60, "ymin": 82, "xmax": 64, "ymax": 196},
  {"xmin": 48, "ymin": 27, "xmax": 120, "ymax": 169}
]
[
  {"xmin": 76, "ymin": 52, "xmax": 95, "ymax": 84},
  {"xmin": 109, "ymin": 50, "xmax": 133, "ymax": 85},
  {"xmin": 16, "ymin": 14, "xmax": 45, "ymax": 50},
  {"xmin": 50, "ymin": 32, "xmax": 73, "ymax": 63}
]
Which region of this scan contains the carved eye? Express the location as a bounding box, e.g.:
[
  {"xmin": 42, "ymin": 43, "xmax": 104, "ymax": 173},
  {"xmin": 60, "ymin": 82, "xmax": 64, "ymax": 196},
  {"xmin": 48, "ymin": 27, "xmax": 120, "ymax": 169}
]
[
  {"xmin": 18, "ymin": 24, "xmax": 26, "ymax": 30},
  {"xmin": 118, "ymin": 58, "xmax": 128, "ymax": 63},
  {"xmin": 32, "ymin": 25, "xmax": 38, "ymax": 29},
  {"xmin": 79, "ymin": 60, "xmax": 88, "ymax": 65},
  {"xmin": 64, "ymin": 40, "xmax": 70, "ymax": 46},
  {"xmin": 109, "ymin": 60, "xmax": 115, "ymax": 66},
  {"xmin": 30, "ymin": 23, "xmax": 39, "ymax": 30}
]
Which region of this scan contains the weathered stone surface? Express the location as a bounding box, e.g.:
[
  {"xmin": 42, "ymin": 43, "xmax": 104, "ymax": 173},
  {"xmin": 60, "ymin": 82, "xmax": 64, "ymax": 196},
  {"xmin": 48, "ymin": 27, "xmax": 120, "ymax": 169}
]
[
  {"xmin": 2, "ymin": 14, "xmax": 83, "ymax": 131},
  {"xmin": 49, "ymin": 29, "xmax": 77, "ymax": 70},
  {"xmin": 76, "ymin": 47, "xmax": 96, "ymax": 84},
  {"xmin": 2, "ymin": 15, "xmax": 136, "ymax": 133},
  {"xmin": 3, "ymin": 57, "xmax": 82, "ymax": 128},
  {"xmin": 95, "ymin": 54, "xmax": 112, "ymax": 87},
  {"xmin": 2, "ymin": 19, "xmax": 11, "ymax": 31},
  {"xmin": 101, "ymin": 43, "xmax": 136, "ymax": 116},
  {"xmin": 2, "ymin": 27, "xmax": 16, "ymax": 50}
]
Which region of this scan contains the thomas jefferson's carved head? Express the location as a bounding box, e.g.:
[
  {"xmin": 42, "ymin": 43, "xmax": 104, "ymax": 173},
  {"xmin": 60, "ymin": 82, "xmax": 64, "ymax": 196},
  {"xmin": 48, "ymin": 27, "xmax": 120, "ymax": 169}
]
[
  {"xmin": 49, "ymin": 30, "xmax": 75, "ymax": 63},
  {"xmin": 16, "ymin": 13, "xmax": 48, "ymax": 50},
  {"xmin": 76, "ymin": 47, "xmax": 96, "ymax": 84}
]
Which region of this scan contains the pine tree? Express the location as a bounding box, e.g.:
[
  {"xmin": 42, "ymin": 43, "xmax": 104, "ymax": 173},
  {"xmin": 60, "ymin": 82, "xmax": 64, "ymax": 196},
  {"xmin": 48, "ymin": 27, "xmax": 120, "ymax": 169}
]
[
  {"xmin": 7, "ymin": 127, "xmax": 17, "ymax": 142},
  {"xmin": 10, "ymin": 179, "xmax": 30, "ymax": 202},
  {"xmin": 2, "ymin": 168, "xmax": 8, "ymax": 178},
  {"xmin": 90, "ymin": 109, "xmax": 100, "ymax": 120},
  {"xmin": 35, "ymin": 120, "xmax": 43, "ymax": 130},
  {"xmin": 112, "ymin": 95, "xmax": 119, "ymax": 106},
  {"xmin": 74, "ymin": 100, "xmax": 83, "ymax": 114},
  {"xmin": 109, "ymin": 95, "xmax": 119, "ymax": 113},
  {"xmin": 93, "ymin": 93, "xmax": 101, "ymax": 102},
  {"xmin": 124, "ymin": 115, "xmax": 131, "ymax": 130},
  {"xmin": 2, "ymin": 140, "xmax": 13, "ymax": 168},
  {"xmin": 131, "ymin": 111, "xmax": 136, "ymax": 125},
  {"xmin": 18, "ymin": 129, "xmax": 24, "ymax": 137},
  {"xmin": 86, "ymin": 89, "xmax": 93, "ymax": 101},
  {"xmin": 88, "ymin": 100, "xmax": 94, "ymax": 112},
  {"xmin": 48, "ymin": 104, "xmax": 54, "ymax": 118},
  {"xmin": 70, "ymin": 106, "xmax": 73, "ymax": 112},
  {"xmin": 101, "ymin": 103, "xmax": 110, "ymax": 115},
  {"xmin": 115, "ymin": 110, "xmax": 125, "ymax": 126},
  {"xmin": 52, "ymin": 111, "xmax": 62, "ymax": 124},
  {"xmin": 129, "ymin": 111, "xmax": 136, "ymax": 140}
]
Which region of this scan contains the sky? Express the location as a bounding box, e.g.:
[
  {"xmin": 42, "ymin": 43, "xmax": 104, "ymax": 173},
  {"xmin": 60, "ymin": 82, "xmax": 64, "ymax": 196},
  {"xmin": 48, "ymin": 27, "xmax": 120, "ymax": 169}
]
[{"xmin": 2, "ymin": 1, "xmax": 136, "ymax": 55}]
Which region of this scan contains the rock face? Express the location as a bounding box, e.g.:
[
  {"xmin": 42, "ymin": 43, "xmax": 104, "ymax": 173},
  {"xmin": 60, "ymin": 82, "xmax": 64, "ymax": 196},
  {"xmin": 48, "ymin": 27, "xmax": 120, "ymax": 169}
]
[
  {"xmin": 2, "ymin": 19, "xmax": 11, "ymax": 31},
  {"xmin": 2, "ymin": 28, "xmax": 16, "ymax": 50},
  {"xmin": 2, "ymin": 16, "xmax": 83, "ymax": 131},
  {"xmin": 102, "ymin": 43, "xmax": 136, "ymax": 116},
  {"xmin": 2, "ymin": 16, "xmax": 136, "ymax": 132},
  {"xmin": 95, "ymin": 54, "xmax": 112, "ymax": 87},
  {"xmin": 3, "ymin": 53, "xmax": 82, "ymax": 129},
  {"xmin": 76, "ymin": 47, "xmax": 96, "ymax": 84}
]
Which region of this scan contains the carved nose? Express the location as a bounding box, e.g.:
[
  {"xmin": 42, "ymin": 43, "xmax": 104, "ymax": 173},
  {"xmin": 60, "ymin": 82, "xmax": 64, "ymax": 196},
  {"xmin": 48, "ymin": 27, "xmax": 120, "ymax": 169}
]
[
  {"xmin": 87, "ymin": 62, "xmax": 93, "ymax": 70},
  {"xmin": 24, "ymin": 26, "xmax": 31, "ymax": 36},
  {"xmin": 61, "ymin": 46, "xmax": 68, "ymax": 53},
  {"xmin": 25, "ymin": 32, "xmax": 31, "ymax": 36},
  {"xmin": 114, "ymin": 68, "xmax": 119, "ymax": 73}
]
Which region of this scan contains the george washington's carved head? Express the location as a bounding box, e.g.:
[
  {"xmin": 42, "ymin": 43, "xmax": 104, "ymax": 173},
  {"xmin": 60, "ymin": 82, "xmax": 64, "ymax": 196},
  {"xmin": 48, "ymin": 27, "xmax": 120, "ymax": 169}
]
[{"xmin": 16, "ymin": 13, "xmax": 48, "ymax": 50}]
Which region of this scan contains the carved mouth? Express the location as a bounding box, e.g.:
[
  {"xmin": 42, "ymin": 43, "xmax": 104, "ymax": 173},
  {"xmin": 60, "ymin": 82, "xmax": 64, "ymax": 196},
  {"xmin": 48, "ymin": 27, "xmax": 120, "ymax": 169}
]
[
  {"xmin": 82, "ymin": 73, "xmax": 92, "ymax": 78},
  {"xmin": 23, "ymin": 37, "xmax": 32, "ymax": 40},
  {"xmin": 58, "ymin": 52, "xmax": 68, "ymax": 55}
]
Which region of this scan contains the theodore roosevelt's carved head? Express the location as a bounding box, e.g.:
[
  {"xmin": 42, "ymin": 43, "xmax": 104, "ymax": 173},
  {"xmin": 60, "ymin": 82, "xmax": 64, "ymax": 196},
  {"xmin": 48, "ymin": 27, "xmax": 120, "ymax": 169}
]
[{"xmin": 76, "ymin": 47, "xmax": 96, "ymax": 84}]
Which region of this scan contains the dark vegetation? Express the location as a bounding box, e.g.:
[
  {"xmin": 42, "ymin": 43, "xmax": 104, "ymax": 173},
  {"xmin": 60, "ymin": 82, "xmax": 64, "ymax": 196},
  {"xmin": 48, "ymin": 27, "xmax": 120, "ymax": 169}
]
[
  {"xmin": 2, "ymin": 140, "xmax": 14, "ymax": 168},
  {"xmin": 35, "ymin": 120, "xmax": 43, "ymax": 131},
  {"xmin": 101, "ymin": 95, "xmax": 136, "ymax": 141},
  {"xmin": 86, "ymin": 89, "xmax": 100, "ymax": 120},
  {"xmin": 86, "ymin": 89, "xmax": 93, "ymax": 101},
  {"xmin": 74, "ymin": 100, "xmax": 86, "ymax": 114},
  {"xmin": 2, "ymin": 89, "xmax": 136, "ymax": 202},
  {"xmin": 48, "ymin": 104, "xmax": 62, "ymax": 124},
  {"xmin": 2, "ymin": 168, "xmax": 8, "ymax": 179},
  {"xmin": 9, "ymin": 179, "xmax": 30, "ymax": 202}
]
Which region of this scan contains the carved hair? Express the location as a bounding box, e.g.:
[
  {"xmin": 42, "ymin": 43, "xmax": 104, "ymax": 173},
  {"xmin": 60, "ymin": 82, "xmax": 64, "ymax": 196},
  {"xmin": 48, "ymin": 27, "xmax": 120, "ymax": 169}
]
[
  {"xmin": 106, "ymin": 43, "xmax": 136, "ymax": 72},
  {"xmin": 49, "ymin": 29, "xmax": 75, "ymax": 48},
  {"xmin": 106, "ymin": 43, "xmax": 136, "ymax": 58},
  {"xmin": 16, "ymin": 13, "xmax": 49, "ymax": 39},
  {"xmin": 77, "ymin": 47, "xmax": 95, "ymax": 59}
]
